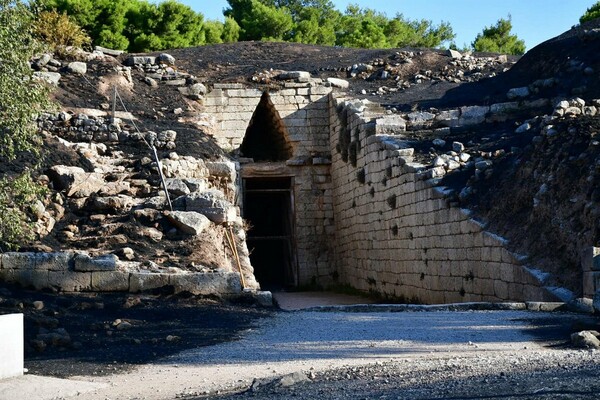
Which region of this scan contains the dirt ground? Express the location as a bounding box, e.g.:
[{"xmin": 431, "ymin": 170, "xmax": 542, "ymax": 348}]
[{"xmin": 0, "ymin": 282, "xmax": 272, "ymax": 378}]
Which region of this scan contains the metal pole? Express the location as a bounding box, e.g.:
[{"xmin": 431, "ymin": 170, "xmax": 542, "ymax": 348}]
[
  {"xmin": 111, "ymin": 86, "xmax": 117, "ymax": 124},
  {"xmin": 151, "ymin": 144, "xmax": 173, "ymax": 212}
]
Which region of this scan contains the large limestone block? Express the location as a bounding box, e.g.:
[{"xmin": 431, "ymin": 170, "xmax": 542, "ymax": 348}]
[
  {"xmin": 165, "ymin": 211, "xmax": 211, "ymax": 235},
  {"xmin": 47, "ymin": 166, "xmax": 105, "ymax": 198},
  {"xmin": 170, "ymin": 271, "xmax": 242, "ymax": 295},
  {"xmin": 205, "ymin": 161, "xmax": 236, "ymax": 182},
  {"xmin": 174, "ymin": 189, "xmax": 237, "ymax": 224},
  {"xmin": 48, "ymin": 271, "xmax": 91, "ymax": 291},
  {"xmin": 2, "ymin": 268, "xmax": 48, "ymax": 289},
  {"xmin": 35, "ymin": 252, "xmax": 72, "ymax": 271},
  {"xmin": 1, "ymin": 252, "xmax": 36, "ymax": 270},
  {"xmin": 67, "ymin": 61, "xmax": 87, "ymax": 75},
  {"xmin": 129, "ymin": 272, "xmax": 170, "ymax": 293},
  {"xmin": 74, "ymin": 254, "xmax": 117, "ymax": 272},
  {"xmin": 91, "ymin": 271, "xmax": 130, "ymax": 291},
  {"xmin": 124, "ymin": 56, "xmax": 156, "ymax": 66},
  {"xmin": 459, "ymin": 105, "xmax": 489, "ymax": 125},
  {"xmin": 89, "ymin": 195, "xmax": 134, "ymax": 212}
]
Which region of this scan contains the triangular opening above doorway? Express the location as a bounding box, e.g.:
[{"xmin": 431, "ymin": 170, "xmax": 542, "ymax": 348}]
[{"xmin": 240, "ymin": 92, "xmax": 293, "ymax": 161}]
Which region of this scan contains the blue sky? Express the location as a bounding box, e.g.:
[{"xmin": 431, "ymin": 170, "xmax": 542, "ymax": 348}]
[{"xmin": 167, "ymin": 0, "xmax": 594, "ymax": 51}]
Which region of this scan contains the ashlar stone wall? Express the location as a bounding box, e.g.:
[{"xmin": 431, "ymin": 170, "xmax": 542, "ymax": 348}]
[
  {"xmin": 204, "ymin": 83, "xmax": 337, "ymax": 287},
  {"xmin": 329, "ymin": 96, "xmax": 559, "ymax": 303}
]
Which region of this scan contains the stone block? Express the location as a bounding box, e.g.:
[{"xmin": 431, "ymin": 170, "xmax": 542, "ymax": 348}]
[
  {"xmin": 1, "ymin": 252, "xmax": 36, "ymax": 270},
  {"xmin": 74, "ymin": 254, "xmax": 117, "ymax": 272},
  {"xmin": 583, "ymin": 271, "xmax": 596, "ymax": 298},
  {"xmin": 214, "ymin": 83, "xmax": 243, "ymax": 89},
  {"xmin": 35, "ymin": 252, "xmax": 72, "ymax": 271},
  {"xmin": 129, "ymin": 272, "xmax": 171, "ymax": 293},
  {"xmin": 459, "ymin": 105, "xmax": 489, "ymax": 125},
  {"xmin": 581, "ymin": 246, "xmax": 600, "ymax": 272},
  {"xmin": 124, "ymin": 56, "xmax": 156, "ymax": 66},
  {"xmin": 170, "ymin": 272, "xmax": 242, "ymax": 295},
  {"xmin": 91, "ymin": 271, "xmax": 130, "ymax": 291},
  {"xmin": 2, "ymin": 268, "xmax": 47, "ymax": 289},
  {"xmin": 494, "ymin": 279, "xmax": 509, "ymax": 300},
  {"xmin": 48, "ymin": 271, "xmax": 92, "ymax": 291},
  {"xmin": 0, "ymin": 314, "xmax": 23, "ymax": 379},
  {"xmin": 165, "ymin": 211, "xmax": 211, "ymax": 235}
]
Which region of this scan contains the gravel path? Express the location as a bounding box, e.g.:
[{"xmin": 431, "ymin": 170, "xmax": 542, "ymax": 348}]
[{"xmin": 46, "ymin": 309, "xmax": 599, "ymax": 400}]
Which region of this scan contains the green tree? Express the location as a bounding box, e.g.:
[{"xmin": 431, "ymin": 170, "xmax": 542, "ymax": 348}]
[
  {"xmin": 580, "ymin": 1, "xmax": 600, "ymax": 23},
  {"xmin": 203, "ymin": 20, "xmax": 224, "ymax": 44},
  {"xmin": 291, "ymin": 2, "xmax": 339, "ymax": 45},
  {"xmin": 40, "ymin": 0, "xmax": 207, "ymax": 52},
  {"xmin": 385, "ymin": 14, "xmax": 454, "ymax": 48},
  {"xmin": 226, "ymin": 0, "xmax": 293, "ymax": 41},
  {"xmin": 336, "ymin": 5, "xmax": 389, "ymax": 48},
  {"xmin": 0, "ymin": 0, "xmax": 52, "ymax": 250},
  {"xmin": 472, "ymin": 16, "xmax": 526, "ymax": 55},
  {"xmin": 221, "ymin": 15, "xmax": 240, "ymax": 42}
]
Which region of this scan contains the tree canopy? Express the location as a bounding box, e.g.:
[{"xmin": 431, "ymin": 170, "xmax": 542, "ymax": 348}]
[
  {"xmin": 580, "ymin": 1, "xmax": 600, "ymax": 23},
  {"xmin": 472, "ymin": 16, "xmax": 526, "ymax": 55},
  {"xmin": 38, "ymin": 0, "xmax": 231, "ymax": 51},
  {"xmin": 33, "ymin": 0, "xmax": 536, "ymax": 54}
]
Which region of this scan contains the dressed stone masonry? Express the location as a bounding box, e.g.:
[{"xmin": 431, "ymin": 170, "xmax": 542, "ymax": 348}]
[
  {"xmin": 0, "ymin": 252, "xmax": 242, "ymax": 295},
  {"xmin": 204, "ymin": 81, "xmax": 336, "ymax": 285},
  {"xmin": 328, "ymin": 96, "xmax": 560, "ymax": 303}
]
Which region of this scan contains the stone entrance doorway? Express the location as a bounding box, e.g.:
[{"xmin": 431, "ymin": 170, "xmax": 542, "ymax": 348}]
[{"xmin": 243, "ymin": 177, "xmax": 297, "ymax": 289}]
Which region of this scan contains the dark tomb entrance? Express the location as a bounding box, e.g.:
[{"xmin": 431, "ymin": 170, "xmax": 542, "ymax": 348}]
[{"xmin": 243, "ymin": 177, "xmax": 297, "ymax": 289}]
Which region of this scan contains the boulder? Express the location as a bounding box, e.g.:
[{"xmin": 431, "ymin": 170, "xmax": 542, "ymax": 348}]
[
  {"xmin": 460, "ymin": 105, "xmax": 488, "ymax": 125},
  {"xmin": 179, "ymin": 83, "xmax": 207, "ymax": 100},
  {"xmin": 165, "ymin": 178, "xmax": 191, "ymax": 196},
  {"xmin": 89, "ymin": 195, "xmax": 134, "ymax": 212},
  {"xmin": 67, "ymin": 62, "xmax": 87, "ymax": 75},
  {"xmin": 94, "ymin": 46, "xmax": 124, "ymax": 57},
  {"xmin": 124, "ymin": 56, "xmax": 156, "ymax": 66},
  {"xmin": 277, "ymin": 71, "xmax": 310, "ymax": 81},
  {"xmin": 174, "ymin": 190, "xmax": 237, "ymax": 224},
  {"xmin": 205, "ymin": 161, "xmax": 236, "ymax": 182},
  {"xmin": 47, "ymin": 166, "xmax": 105, "ymax": 198},
  {"xmin": 327, "ymin": 77, "xmax": 350, "ymax": 89},
  {"xmin": 446, "ymin": 49, "xmax": 462, "ymax": 59},
  {"xmin": 570, "ymin": 331, "xmax": 600, "ymax": 349},
  {"xmin": 507, "ymin": 87, "xmax": 530, "ymax": 100},
  {"xmin": 135, "ymin": 227, "xmax": 163, "ymax": 242},
  {"xmin": 158, "ymin": 53, "xmax": 176, "ymax": 65},
  {"xmin": 407, "ymin": 111, "xmax": 436, "ymax": 126},
  {"xmin": 33, "ymin": 71, "xmax": 61, "ymax": 86},
  {"xmin": 165, "ymin": 211, "xmax": 211, "ymax": 236}
]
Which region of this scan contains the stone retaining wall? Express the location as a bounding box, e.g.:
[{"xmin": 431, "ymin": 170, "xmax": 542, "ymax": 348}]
[
  {"xmin": 329, "ymin": 96, "xmax": 560, "ymax": 303},
  {"xmin": 0, "ymin": 252, "xmax": 242, "ymax": 295}
]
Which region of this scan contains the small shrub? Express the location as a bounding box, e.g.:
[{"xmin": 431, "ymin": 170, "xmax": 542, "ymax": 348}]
[
  {"xmin": 33, "ymin": 10, "xmax": 91, "ymax": 52},
  {"xmin": 0, "ymin": 172, "xmax": 47, "ymax": 251}
]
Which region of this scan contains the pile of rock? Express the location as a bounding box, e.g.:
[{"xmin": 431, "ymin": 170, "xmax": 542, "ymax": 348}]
[
  {"xmin": 347, "ymin": 50, "xmax": 513, "ymax": 95},
  {"xmin": 30, "ymin": 46, "xmax": 126, "ymax": 86},
  {"xmin": 38, "ymin": 111, "xmax": 178, "ymax": 149},
  {"xmin": 124, "ymin": 53, "xmax": 209, "ymax": 101}
]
